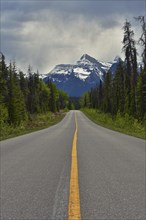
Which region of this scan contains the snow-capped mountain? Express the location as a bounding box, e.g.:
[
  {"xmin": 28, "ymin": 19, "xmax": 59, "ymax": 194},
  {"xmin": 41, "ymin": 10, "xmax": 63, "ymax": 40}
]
[{"xmin": 44, "ymin": 54, "xmax": 120, "ymax": 97}]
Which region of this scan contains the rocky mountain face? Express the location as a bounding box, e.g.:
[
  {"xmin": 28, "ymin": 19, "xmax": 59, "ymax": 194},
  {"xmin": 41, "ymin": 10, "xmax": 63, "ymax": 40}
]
[{"xmin": 43, "ymin": 54, "xmax": 121, "ymax": 97}]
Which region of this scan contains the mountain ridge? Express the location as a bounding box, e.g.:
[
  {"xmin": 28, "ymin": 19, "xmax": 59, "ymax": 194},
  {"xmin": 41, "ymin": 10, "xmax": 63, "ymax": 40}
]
[{"xmin": 43, "ymin": 54, "xmax": 121, "ymax": 97}]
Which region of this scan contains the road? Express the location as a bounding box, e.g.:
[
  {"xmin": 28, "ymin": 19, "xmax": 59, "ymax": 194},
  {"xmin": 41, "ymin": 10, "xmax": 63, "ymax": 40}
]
[{"xmin": 1, "ymin": 110, "xmax": 145, "ymax": 219}]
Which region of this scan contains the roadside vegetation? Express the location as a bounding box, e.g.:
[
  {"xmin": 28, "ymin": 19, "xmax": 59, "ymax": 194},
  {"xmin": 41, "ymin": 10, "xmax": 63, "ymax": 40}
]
[
  {"xmin": 0, "ymin": 55, "xmax": 69, "ymax": 140},
  {"xmin": 0, "ymin": 111, "xmax": 66, "ymax": 140},
  {"xmin": 82, "ymin": 108, "xmax": 146, "ymax": 139},
  {"xmin": 81, "ymin": 17, "xmax": 146, "ymax": 139}
]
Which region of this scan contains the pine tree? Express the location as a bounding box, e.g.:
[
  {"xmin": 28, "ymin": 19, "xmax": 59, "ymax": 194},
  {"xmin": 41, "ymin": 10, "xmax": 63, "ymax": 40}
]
[
  {"xmin": 19, "ymin": 70, "xmax": 29, "ymax": 108},
  {"xmin": 0, "ymin": 53, "xmax": 9, "ymax": 106},
  {"xmin": 0, "ymin": 53, "xmax": 9, "ymax": 125},
  {"xmin": 8, "ymin": 62, "xmax": 27, "ymax": 125},
  {"xmin": 98, "ymin": 80, "xmax": 103, "ymax": 110},
  {"xmin": 112, "ymin": 61, "xmax": 125, "ymax": 115},
  {"xmin": 136, "ymin": 68, "xmax": 146, "ymax": 119},
  {"xmin": 27, "ymin": 65, "xmax": 34, "ymax": 113},
  {"xmin": 130, "ymin": 48, "xmax": 138, "ymax": 116},
  {"xmin": 68, "ymin": 100, "xmax": 75, "ymax": 110},
  {"xmin": 102, "ymin": 71, "xmax": 112, "ymax": 113},
  {"xmin": 48, "ymin": 81, "xmax": 59, "ymax": 112},
  {"xmin": 122, "ymin": 20, "xmax": 137, "ymax": 115},
  {"xmin": 39, "ymin": 80, "xmax": 50, "ymax": 113},
  {"xmin": 82, "ymin": 92, "xmax": 90, "ymax": 108},
  {"xmin": 58, "ymin": 90, "xmax": 69, "ymax": 110},
  {"xmin": 135, "ymin": 16, "xmax": 146, "ymax": 68},
  {"xmin": 27, "ymin": 66, "xmax": 40, "ymax": 113},
  {"xmin": 142, "ymin": 68, "xmax": 146, "ymax": 118},
  {"xmin": 89, "ymin": 87, "xmax": 98, "ymax": 109}
]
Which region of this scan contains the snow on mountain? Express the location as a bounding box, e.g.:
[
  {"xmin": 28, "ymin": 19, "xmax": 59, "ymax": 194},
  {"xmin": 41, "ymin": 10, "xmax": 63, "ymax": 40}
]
[{"xmin": 43, "ymin": 54, "xmax": 120, "ymax": 97}]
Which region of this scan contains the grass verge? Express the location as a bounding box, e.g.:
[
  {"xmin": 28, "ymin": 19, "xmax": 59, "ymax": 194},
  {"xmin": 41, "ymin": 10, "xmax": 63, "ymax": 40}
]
[
  {"xmin": 82, "ymin": 108, "xmax": 146, "ymax": 139},
  {"xmin": 0, "ymin": 111, "xmax": 66, "ymax": 140}
]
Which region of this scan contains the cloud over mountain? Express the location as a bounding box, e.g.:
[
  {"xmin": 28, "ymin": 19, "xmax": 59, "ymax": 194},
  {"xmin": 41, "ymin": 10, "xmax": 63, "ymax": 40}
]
[{"xmin": 1, "ymin": 1, "xmax": 144, "ymax": 73}]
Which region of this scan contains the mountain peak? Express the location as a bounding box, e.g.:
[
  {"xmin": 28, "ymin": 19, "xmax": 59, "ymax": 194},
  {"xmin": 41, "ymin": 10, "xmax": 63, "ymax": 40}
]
[
  {"xmin": 113, "ymin": 56, "xmax": 122, "ymax": 62},
  {"xmin": 80, "ymin": 54, "xmax": 91, "ymax": 60},
  {"xmin": 44, "ymin": 54, "xmax": 120, "ymax": 97},
  {"xmin": 79, "ymin": 54, "xmax": 98, "ymax": 64}
]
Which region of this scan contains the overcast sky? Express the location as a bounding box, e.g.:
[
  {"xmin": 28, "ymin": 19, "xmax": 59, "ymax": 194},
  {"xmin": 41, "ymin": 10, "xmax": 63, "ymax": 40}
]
[{"xmin": 1, "ymin": 0, "xmax": 145, "ymax": 74}]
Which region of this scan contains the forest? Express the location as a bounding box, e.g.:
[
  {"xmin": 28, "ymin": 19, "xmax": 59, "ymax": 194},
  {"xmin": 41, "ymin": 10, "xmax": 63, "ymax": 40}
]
[
  {"xmin": 81, "ymin": 17, "xmax": 146, "ymax": 126},
  {"xmin": 0, "ymin": 55, "xmax": 70, "ymax": 139}
]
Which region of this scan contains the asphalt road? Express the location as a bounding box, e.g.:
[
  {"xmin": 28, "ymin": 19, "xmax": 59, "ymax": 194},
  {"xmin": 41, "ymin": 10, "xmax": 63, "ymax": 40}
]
[{"xmin": 1, "ymin": 110, "xmax": 145, "ymax": 219}]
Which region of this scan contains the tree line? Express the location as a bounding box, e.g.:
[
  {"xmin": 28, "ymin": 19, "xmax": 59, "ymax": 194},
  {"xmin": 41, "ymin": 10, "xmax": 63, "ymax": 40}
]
[
  {"xmin": 0, "ymin": 55, "xmax": 69, "ymax": 127},
  {"xmin": 81, "ymin": 16, "xmax": 146, "ymax": 122}
]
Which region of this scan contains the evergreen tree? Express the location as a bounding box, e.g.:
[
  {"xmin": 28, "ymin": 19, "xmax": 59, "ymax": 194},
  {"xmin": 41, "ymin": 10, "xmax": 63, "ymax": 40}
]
[
  {"xmin": 82, "ymin": 92, "xmax": 90, "ymax": 108},
  {"xmin": 102, "ymin": 71, "xmax": 112, "ymax": 113},
  {"xmin": 135, "ymin": 16, "xmax": 146, "ymax": 118},
  {"xmin": 122, "ymin": 20, "xmax": 137, "ymax": 115},
  {"xmin": 19, "ymin": 70, "xmax": 29, "ymax": 108},
  {"xmin": 27, "ymin": 65, "xmax": 34, "ymax": 113},
  {"xmin": 8, "ymin": 62, "xmax": 27, "ymax": 125},
  {"xmin": 98, "ymin": 80, "xmax": 103, "ymax": 110},
  {"xmin": 48, "ymin": 81, "xmax": 59, "ymax": 112},
  {"xmin": 142, "ymin": 68, "xmax": 146, "ymax": 118},
  {"xmin": 135, "ymin": 16, "xmax": 146, "ymax": 68},
  {"xmin": 68, "ymin": 100, "xmax": 75, "ymax": 110},
  {"xmin": 58, "ymin": 90, "xmax": 69, "ymax": 110},
  {"xmin": 0, "ymin": 53, "xmax": 9, "ymax": 106},
  {"xmin": 112, "ymin": 61, "xmax": 125, "ymax": 115},
  {"xmin": 89, "ymin": 87, "xmax": 98, "ymax": 109},
  {"xmin": 136, "ymin": 68, "xmax": 146, "ymax": 119},
  {"xmin": 27, "ymin": 67, "xmax": 40, "ymax": 113},
  {"xmin": 39, "ymin": 80, "xmax": 50, "ymax": 113},
  {"xmin": 130, "ymin": 48, "xmax": 138, "ymax": 116},
  {"xmin": 0, "ymin": 53, "xmax": 9, "ymax": 125}
]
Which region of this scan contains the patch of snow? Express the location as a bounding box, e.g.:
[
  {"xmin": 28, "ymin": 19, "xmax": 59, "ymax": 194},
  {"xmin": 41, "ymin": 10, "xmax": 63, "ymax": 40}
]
[
  {"xmin": 100, "ymin": 61, "xmax": 112, "ymax": 68},
  {"xmin": 75, "ymin": 73, "xmax": 89, "ymax": 81},
  {"xmin": 98, "ymin": 71, "xmax": 103, "ymax": 76},
  {"xmin": 74, "ymin": 67, "xmax": 90, "ymax": 75},
  {"xmin": 74, "ymin": 67, "xmax": 91, "ymax": 80},
  {"xmin": 55, "ymin": 69, "xmax": 69, "ymax": 74}
]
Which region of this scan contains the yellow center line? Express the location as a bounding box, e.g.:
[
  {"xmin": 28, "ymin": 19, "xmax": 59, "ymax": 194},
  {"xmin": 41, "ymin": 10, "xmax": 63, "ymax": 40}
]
[{"xmin": 68, "ymin": 111, "xmax": 81, "ymax": 220}]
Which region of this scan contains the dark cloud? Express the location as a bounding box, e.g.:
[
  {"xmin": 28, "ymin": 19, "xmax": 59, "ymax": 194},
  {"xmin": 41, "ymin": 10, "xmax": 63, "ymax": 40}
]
[
  {"xmin": 2, "ymin": 0, "xmax": 145, "ymax": 21},
  {"xmin": 1, "ymin": 0, "xmax": 145, "ymax": 73}
]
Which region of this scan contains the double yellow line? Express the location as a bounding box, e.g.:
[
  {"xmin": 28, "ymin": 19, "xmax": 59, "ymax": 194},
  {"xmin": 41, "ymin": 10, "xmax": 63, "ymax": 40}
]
[{"xmin": 68, "ymin": 112, "xmax": 81, "ymax": 220}]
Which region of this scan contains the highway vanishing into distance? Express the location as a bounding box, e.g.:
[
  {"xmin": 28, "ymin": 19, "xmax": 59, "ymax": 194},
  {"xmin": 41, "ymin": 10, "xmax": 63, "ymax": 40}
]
[{"xmin": 1, "ymin": 111, "xmax": 146, "ymax": 220}]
